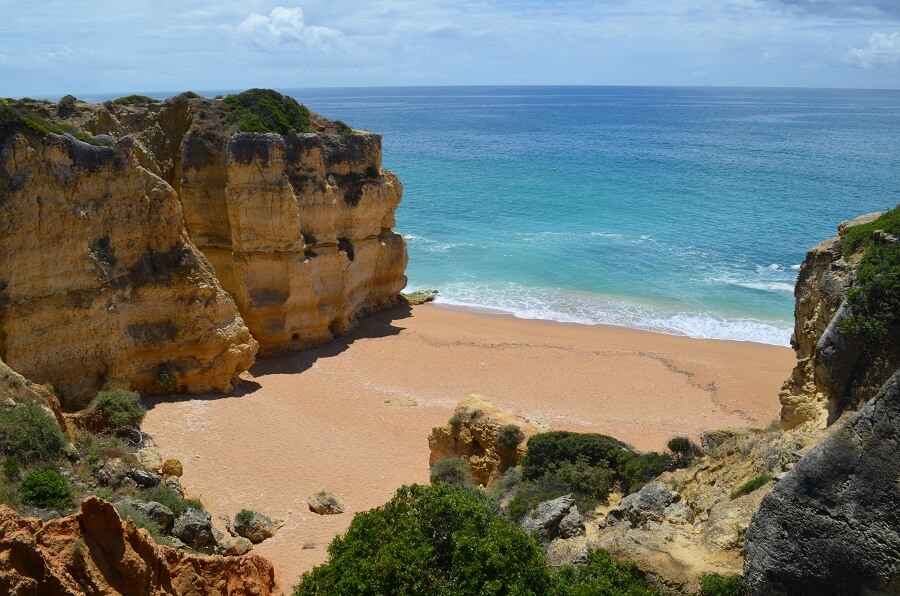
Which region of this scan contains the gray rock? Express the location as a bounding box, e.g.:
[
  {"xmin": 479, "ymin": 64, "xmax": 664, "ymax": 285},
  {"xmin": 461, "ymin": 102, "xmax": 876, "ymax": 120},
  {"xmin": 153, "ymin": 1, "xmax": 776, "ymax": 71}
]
[
  {"xmin": 521, "ymin": 494, "xmax": 576, "ymax": 543},
  {"xmin": 663, "ymin": 500, "xmax": 694, "ymax": 524},
  {"xmin": 558, "ymin": 505, "xmax": 585, "ymax": 539},
  {"xmin": 217, "ymin": 535, "xmax": 254, "ymax": 556},
  {"xmin": 173, "ymin": 509, "xmax": 217, "ymax": 554},
  {"xmin": 116, "ymin": 498, "xmax": 175, "ymax": 532},
  {"xmin": 605, "ymin": 482, "xmax": 678, "ymax": 528},
  {"xmin": 128, "ymin": 469, "xmax": 161, "ymax": 488},
  {"xmin": 308, "ymin": 491, "xmax": 345, "ymax": 515},
  {"xmin": 814, "ymin": 301, "xmax": 864, "ymax": 422},
  {"xmin": 232, "ymin": 510, "xmax": 283, "ymax": 544},
  {"xmin": 164, "ymin": 476, "xmax": 185, "ymax": 499},
  {"xmin": 95, "ymin": 458, "xmax": 129, "ymax": 489},
  {"xmin": 744, "ymin": 371, "xmax": 900, "ymax": 595}
]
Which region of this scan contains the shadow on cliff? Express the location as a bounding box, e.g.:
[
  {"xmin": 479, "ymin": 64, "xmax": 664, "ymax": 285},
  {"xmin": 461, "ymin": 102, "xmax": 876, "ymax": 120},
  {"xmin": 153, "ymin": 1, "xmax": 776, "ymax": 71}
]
[{"xmin": 250, "ymin": 304, "xmax": 413, "ymax": 378}]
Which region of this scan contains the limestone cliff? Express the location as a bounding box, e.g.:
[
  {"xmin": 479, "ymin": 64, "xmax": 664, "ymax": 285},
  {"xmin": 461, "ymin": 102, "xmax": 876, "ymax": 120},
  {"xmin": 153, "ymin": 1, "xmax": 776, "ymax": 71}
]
[
  {"xmin": 0, "ymin": 120, "xmax": 257, "ymax": 408},
  {"xmin": 779, "ymin": 212, "xmax": 900, "ymax": 428},
  {"xmin": 50, "ymin": 91, "xmax": 408, "ymax": 355},
  {"xmin": 0, "ymin": 496, "xmax": 280, "ymax": 595}
]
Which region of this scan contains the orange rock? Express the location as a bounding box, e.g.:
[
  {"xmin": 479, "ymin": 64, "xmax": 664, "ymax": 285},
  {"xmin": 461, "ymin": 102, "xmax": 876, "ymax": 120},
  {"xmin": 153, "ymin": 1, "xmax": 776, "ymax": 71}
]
[
  {"xmin": 0, "ymin": 497, "xmax": 281, "ymax": 595},
  {"xmin": 161, "ymin": 458, "xmax": 184, "ymax": 478}
]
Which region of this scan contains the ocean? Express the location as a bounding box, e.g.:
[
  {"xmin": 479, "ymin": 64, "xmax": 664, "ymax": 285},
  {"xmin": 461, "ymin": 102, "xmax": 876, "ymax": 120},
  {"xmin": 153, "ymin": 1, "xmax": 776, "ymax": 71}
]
[{"xmin": 86, "ymin": 86, "xmax": 900, "ymax": 346}]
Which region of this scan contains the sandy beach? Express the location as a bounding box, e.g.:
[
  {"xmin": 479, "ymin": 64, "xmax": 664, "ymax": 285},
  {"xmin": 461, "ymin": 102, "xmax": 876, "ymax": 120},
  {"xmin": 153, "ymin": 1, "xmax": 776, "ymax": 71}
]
[{"xmin": 142, "ymin": 303, "xmax": 794, "ymax": 588}]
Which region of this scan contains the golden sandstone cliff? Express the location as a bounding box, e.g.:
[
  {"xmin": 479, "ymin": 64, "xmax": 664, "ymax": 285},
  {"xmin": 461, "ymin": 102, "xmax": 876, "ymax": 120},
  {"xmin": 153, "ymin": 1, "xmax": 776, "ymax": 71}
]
[{"xmin": 0, "ymin": 91, "xmax": 408, "ymax": 405}]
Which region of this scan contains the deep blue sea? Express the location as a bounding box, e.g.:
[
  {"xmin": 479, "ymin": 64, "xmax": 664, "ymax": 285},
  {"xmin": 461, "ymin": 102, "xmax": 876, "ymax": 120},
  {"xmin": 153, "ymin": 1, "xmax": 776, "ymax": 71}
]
[{"xmin": 83, "ymin": 86, "xmax": 900, "ymax": 346}]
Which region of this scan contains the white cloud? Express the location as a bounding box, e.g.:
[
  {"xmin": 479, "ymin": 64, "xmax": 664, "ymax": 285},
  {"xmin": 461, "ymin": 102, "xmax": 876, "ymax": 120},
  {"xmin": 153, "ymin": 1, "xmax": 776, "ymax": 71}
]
[
  {"xmin": 236, "ymin": 6, "xmax": 345, "ymax": 52},
  {"xmin": 845, "ymin": 32, "xmax": 900, "ymax": 68}
]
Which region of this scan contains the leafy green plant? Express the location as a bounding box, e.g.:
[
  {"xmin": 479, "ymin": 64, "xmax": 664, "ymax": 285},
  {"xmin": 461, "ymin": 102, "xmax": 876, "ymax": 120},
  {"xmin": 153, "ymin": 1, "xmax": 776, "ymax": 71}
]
[
  {"xmin": 553, "ymin": 549, "xmax": 662, "ymax": 596},
  {"xmin": 170, "ymin": 91, "xmax": 200, "ymax": 102},
  {"xmin": 667, "ymin": 436, "xmax": 700, "ymax": 458},
  {"xmin": 333, "ymin": 120, "xmax": 353, "ymax": 134},
  {"xmin": 294, "ymin": 483, "xmax": 553, "ymax": 595},
  {"xmin": 112, "ymin": 94, "xmax": 158, "ymax": 105},
  {"xmin": 495, "ymin": 424, "xmax": 524, "ymax": 450},
  {"xmin": 701, "ymin": 572, "xmax": 746, "ymax": 596},
  {"xmin": 730, "ymin": 475, "xmax": 771, "ymax": 499},
  {"xmin": 3, "ymin": 458, "xmax": 21, "ymax": 481},
  {"xmin": 0, "ymin": 103, "xmax": 102, "ymax": 145},
  {"xmin": 20, "ymin": 466, "xmax": 71, "ymax": 510},
  {"xmin": 507, "ymin": 455, "xmax": 614, "ymax": 522},
  {"xmin": 487, "ymin": 466, "xmax": 522, "ymax": 502},
  {"xmin": 57, "ymin": 94, "xmax": 77, "ymax": 117},
  {"xmin": 235, "ymin": 508, "xmax": 255, "ymax": 526},
  {"xmin": 141, "ymin": 484, "xmax": 202, "ymax": 516},
  {"xmin": 0, "ymin": 402, "xmax": 66, "ymax": 463},
  {"xmin": 429, "ymin": 456, "xmax": 474, "ymax": 486},
  {"xmin": 156, "ymin": 368, "xmax": 176, "ymax": 390},
  {"xmin": 448, "ymin": 413, "xmax": 463, "ymax": 428},
  {"xmin": 223, "ymin": 88, "xmax": 311, "ymax": 135},
  {"xmin": 89, "ymin": 390, "xmax": 146, "ymax": 430}
]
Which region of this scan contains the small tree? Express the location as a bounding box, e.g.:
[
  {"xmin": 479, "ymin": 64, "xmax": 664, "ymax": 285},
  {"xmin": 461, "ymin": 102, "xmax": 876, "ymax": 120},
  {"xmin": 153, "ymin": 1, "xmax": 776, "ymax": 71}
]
[{"xmin": 90, "ymin": 390, "xmax": 146, "ymax": 430}]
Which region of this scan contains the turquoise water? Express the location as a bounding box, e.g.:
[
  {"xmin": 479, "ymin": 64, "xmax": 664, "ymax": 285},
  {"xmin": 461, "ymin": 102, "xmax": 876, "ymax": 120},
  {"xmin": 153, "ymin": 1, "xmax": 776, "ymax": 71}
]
[
  {"xmin": 85, "ymin": 86, "xmax": 900, "ymax": 345},
  {"xmin": 291, "ymin": 86, "xmax": 900, "ymax": 346}
]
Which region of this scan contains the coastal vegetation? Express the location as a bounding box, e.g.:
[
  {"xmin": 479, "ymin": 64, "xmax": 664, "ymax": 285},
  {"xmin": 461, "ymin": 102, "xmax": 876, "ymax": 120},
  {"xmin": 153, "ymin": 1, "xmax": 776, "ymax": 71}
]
[
  {"xmin": 430, "ymin": 456, "xmax": 475, "ymax": 486},
  {"xmin": 700, "ymin": 573, "xmax": 746, "ymax": 596},
  {"xmin": 223, "ymin": 88, "xmax": 312, "ymax": 135},
  {"xmin": 839, "ymin": 205, "xmax": 900, "ymax": 340},
  {"xmin": 111, "ymin": 94, "xmax": 159, "ymax": 105},
  {"xmin": 89, "ymin": 389, "xmax": 146, "ymax": 431},
  {"xmin": 0, "ymin": 401, "xmax": 66, "ymax": 463},
  {"xmin": 730, "ymin": 474, "xmax": 771, "ymax": 499},
  {"xmin": 295, "ymin": 482, "xmax": 661, "ymax": 595},
  {"xmin": 0, "ymin": 101, "xmax": 101, "ymax": 145}
]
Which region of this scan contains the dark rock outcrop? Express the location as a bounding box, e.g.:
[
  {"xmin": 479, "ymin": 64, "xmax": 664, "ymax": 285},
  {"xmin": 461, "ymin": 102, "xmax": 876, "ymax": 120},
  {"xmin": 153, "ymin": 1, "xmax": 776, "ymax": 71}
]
[
  {"xmin": 744, "ymin": 370, "xmax": 900, "ymax": 595},
  {"xmin": 521, "ymin": 493, "xmax": 579, "ymax": 543}
]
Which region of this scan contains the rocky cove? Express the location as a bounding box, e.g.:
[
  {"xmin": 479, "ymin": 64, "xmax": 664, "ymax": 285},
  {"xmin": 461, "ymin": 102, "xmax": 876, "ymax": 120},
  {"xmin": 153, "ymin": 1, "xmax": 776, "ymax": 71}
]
[{"xmin": 0, "ymin": 91, "xmax": 898, "ymax": 595}]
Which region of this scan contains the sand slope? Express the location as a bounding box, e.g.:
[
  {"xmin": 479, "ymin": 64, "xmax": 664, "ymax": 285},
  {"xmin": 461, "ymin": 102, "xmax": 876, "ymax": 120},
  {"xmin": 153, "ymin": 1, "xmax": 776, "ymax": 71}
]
[{"xmin": 142, "ymin": 304, "xmax": 793, "ymax": 587}]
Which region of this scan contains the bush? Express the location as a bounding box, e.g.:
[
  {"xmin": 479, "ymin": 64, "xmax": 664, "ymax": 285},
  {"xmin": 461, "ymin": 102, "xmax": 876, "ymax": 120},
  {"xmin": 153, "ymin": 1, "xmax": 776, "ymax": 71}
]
[
  {"xmin": 730, "ymin": 475, "xmax": 771, "ymax": 500},
  {"xmin": 333, "ymin": 120, "xmax": 353, "ymax": 134},
  {"xmin": 0, "ymin": 402, "xmax": 66, "ymax": 463},
  {"xmin": 112, "ymin": 94, "xmax": 158, "ymax": 105},
  {"xmin": 235, "ymin": 508, "xmax": 255, "ymax": 526},
  {"xmin": 701, "ymin": 572, "xmax": 746, "ymax": 596},
  {"xmin": 74, "ymin": 431, "xmax": 129, "ymax": 465},
  {"xmin": 20, "ymin": 466, "xmax": 71, "ymax": 510},
  {"xmin": 448, "ymin": 413, "xmax": 463, "ymax": 428},
  {"xmin": 507, "ymin": 456, "xmax": 614, "ymax": 522},
  {"xmin": 223, "ymin": 89, "xmax": 311, "ymax": 135},
  {"xmin": 170, "ymin": 91, "xmax": 200, "ymax": 102},
  {"xmin": 0, "ymin": 103, "xmax": 102, "ymax": 145},
  {"xmin": 57, "ymin": 94, "xmax": 77, "ymax": 117},
  {"xmin": 429, "ymin": 456, "xmax": 474, "ymax": 486},
  {"xmin": 553, "ymin": 549, "xmax": 662, "ymax": 596},
  {"xmin": 487, "ymin": 466, "xmax": 522, "ymax": 502},
  {"xmin": 522, "ymin": 431, "xmax": 672, "ymax": 494},
  {"xmin": 90, "ymin": 390, "xmax": 146, "ymax": 430},
  {"xmin": 295, "ymin": 483, "xmax": 553, "ymax": 595},
  {"xmin": 495, "ymin": 424, "xmax": 524, "ymax": 450},
  {"xmin": 364, "ymin": 165, "xmax": 380, "ymax": 178},
  {"xmin": 141, "ymin": 484, "xmax": 202, "ymax": 516},
  {"xmin": 667, "ymin": 436, "xmax": 699, "ymax": 458},
  {"xmin": 3, "ymin": 458, "xmax": 21, "ymax": 481}
]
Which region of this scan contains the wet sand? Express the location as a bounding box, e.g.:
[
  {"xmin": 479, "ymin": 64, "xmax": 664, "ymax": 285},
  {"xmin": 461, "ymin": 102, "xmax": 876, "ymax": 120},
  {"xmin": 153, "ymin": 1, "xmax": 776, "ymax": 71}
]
[{"xmin": 142, "ymin": 303, "xmax": 794, "ymax": 588}]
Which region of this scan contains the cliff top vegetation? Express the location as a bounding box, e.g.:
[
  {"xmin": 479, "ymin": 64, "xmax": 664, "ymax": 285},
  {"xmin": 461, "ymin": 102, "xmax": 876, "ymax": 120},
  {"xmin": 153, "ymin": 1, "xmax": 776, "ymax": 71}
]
[
  {"xmin": 223, "ymin": 88, "xmax": 312, "ymax": 135},
  {"xmin": 0, "ymin": 102, "xmax": 102, "ymax": 145}
]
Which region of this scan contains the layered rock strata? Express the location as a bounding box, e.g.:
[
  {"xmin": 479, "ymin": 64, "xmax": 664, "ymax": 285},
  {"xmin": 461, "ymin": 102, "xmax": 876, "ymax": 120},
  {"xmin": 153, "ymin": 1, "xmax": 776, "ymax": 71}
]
[
  {"xmin": 0, "ymin": 128, "xmax": 257, "ymax": 408},
  {"xmin": 779, "ymin": 213, "xmax": 900, "ymax": 428},
  {"xmin": 0, "ymin": 497, "xmax": 279, "ymax": 595}
]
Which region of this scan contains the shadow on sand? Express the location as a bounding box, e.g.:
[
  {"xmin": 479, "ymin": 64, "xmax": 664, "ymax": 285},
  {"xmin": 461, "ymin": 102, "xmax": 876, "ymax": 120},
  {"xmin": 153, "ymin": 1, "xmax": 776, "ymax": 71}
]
[{"xmin": 145, "ymin": 304, "xmax": 413, "ymax": 410}]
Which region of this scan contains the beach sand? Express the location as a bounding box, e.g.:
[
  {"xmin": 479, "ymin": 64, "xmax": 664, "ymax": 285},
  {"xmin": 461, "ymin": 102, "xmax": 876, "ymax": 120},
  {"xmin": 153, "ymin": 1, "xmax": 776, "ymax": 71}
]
[{"xmin": 142, "ymin": 303, "xmax": 794, "ymax": 588}]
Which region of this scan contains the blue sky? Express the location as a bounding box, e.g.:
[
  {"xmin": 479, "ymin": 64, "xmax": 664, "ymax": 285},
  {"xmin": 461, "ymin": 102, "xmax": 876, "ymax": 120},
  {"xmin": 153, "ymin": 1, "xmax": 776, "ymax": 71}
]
[{"xmin": 2, "ymin": 0, "xmax": 899, "ymax": 95}]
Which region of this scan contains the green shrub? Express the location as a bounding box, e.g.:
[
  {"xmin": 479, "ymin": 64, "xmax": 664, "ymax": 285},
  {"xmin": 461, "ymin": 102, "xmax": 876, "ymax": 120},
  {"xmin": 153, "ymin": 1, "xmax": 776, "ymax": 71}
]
[
  {"xmin": 156, "ymin": 369, "xmax": 176, "ymax": 390},
  {"xmin": 0, "ymin": 103, "xmax": 102, "ymax": 145},
  {"xmin": 429, "ymin": 456, "xmax": 474, "ymax": 486},
  {"xmin": 522, "ymin": 430, "xmax": 672, "ymax": 494},
  {"xmin": 236, "ymin": 508, "xmax": 255, "ymax": 526},
  {"xmin": 667, "ymin": 436, "xmax": 699, "ymax": 458},
  {"xmin": 364, "ymin": 165, "xmax": 380, "ymax": 178},
  {"xmin": 20, "ymin": 466, "xmax": 71, "ymax": 510},
  {"xmin": 90, "ymin": 390, "xmax": 146, "ymax": 430},
  {"xmin": 115, "ymin": 502, "xmax": 163, "ymax": 542},
  {"xmin": 448, "ymin": 413, "xmax": 463, "ymax": 428},
  {"xmin": 74, "ymin": 431, "xmax": 129, "ymax": 464},
  {"xmin": 730, "ymin": 475, "xmax": 771, "ymax": 499},
  {"xmin": 112, "ymin": 94, "xmax": 158, "ymax": 105},
  {"xmin": 487, "ymin": 466, "xmax": 522, "ymax": 502},
  {"xmin": 333, "ymin": 120, "xmax": 353, "ymax": 134},
  {"xmin": 141, "ymin": 484, "xmax": 201, "ymax": 516},
  {"xmin": 294, "ymin": 483, "xmax": 553, "ymax": 595},
  {"xmin": 495, "ymin": 424, "xmax": 525, "ymax": 451},
  {"xmin": 841, "ymin": 205, "xmax": 900, "ymax": 257},
  {"xmin": 3, "ymin": 458, "xmax": 21, "ymax": 481},
  {"xmin": 553, "ymin": 549, "xmax": 662, "ymax": 596},
  {"xmin": 701, "ymin": 572, "xmax": 746, "ymax": 596},
  {"xmin": 223, "ymin": 89, "xmax": 311, "ymax": 135},
  {"xmin": 0, "ymin": 402, "xmax": 66, "ymax": 463},
  {"xmin": 57, "ymin": 94, "xmax": 77, "ymax": 117},
  {"xmin": 507, "ymin": 455, "xmax": 614, "ymax": 522},
  {"xmin": 170, "ymin": 91, "xmax": 200, "ymax": 102},
  {"xmin": 840, "ymin": 241, "xmax": 900, "ymax": 340}
]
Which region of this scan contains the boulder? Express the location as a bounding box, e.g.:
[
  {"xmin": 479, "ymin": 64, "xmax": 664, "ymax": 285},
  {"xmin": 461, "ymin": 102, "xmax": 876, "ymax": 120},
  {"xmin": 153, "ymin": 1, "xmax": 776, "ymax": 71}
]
[
  {"xmin": 428, "ymin": 394, "xmax": 545, "ymax": 486},
  {"xmin": 172, "ymin": 509, "xmax": 217, "ymax": 554},
  {"xmin": 521, "ymin": 494, "xmax": 577, "ymax": 543},
  {"xmin": 128, "ymin": 469, "xmax": 161, "ymax": 488},
  {"xmin": 161, "ymin": 458, "xmax": 183, "ymax": 478},
  {"xmin": 558, "ymin": 506, "xmax": 586, "ymax": 539},
  {"xmin": 744, "ymin": 371, "xmax": 900, "ymax": 594},
  {"xmin": 137, "ymin": 447, "xmax": 163, "ymax": 472},
  {"xmin": 164, "ymin": 476, "xmax": 185, "ymax": 498},
  {"xmin": 95, "ymin": 458, "xmax": 129, "ymax": 489},
  {"xmin": 232, "ymin": 510, "xmax": 283, "ymax": 544},
  {"xmin": 308, "ymin": 491, "xmax": 345, "ymax": 515},
  {"xmin": 605, "ymin": 482, "xmax": 678, "ymax": 528},
  {"xmin": 217, "ymin": 535, "xmax": 254, "ymax": 556},
  {"xmin": 116, "ymin": 498, "xmax": 175, "ymax": 532}
]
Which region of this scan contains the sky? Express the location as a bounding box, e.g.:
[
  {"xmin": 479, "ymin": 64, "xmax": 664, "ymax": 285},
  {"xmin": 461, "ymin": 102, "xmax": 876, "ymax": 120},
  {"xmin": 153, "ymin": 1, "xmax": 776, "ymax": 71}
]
[{"xmin": 1, "ymin": 0, "xmax": 899, "ymax": 96}]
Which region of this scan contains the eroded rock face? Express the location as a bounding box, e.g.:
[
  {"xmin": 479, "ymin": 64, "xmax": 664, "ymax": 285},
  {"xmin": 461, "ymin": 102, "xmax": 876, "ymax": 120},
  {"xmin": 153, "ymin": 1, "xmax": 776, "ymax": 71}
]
[
  {"xmin": 744, "ymin": 371, "xmax": 900, "ymax": 595},
  {"xmin": 0, "ymin": 497, "xmax": 279, "ymax": 595},
  {"xmin": 0, "ymin": 130, "xmax": 257, "ymax": 408},
  {"xmin": 779, "ymin": 213, "xmax": 900, "ymax": 429},
  {"xmin": 428, "ymin": 394, "xmax": 545, "ymax": 487}
]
